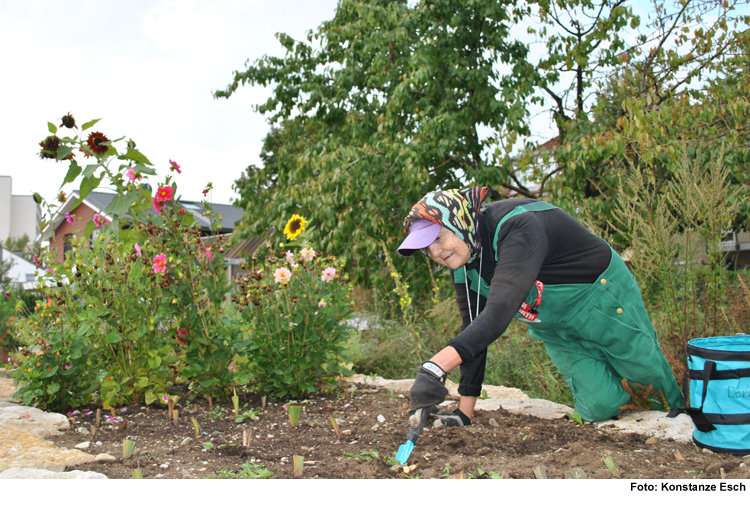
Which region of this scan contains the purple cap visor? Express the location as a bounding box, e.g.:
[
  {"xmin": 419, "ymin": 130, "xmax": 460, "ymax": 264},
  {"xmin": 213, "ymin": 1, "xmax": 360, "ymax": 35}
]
[{"xmin": 397, "ymin": 219, "xmax": 442, "ymax": 257}]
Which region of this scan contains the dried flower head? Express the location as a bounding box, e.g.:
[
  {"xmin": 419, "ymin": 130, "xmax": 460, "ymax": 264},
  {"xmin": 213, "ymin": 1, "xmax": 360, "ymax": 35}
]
[
  {"xmin": 38, "ymin": 135, "xmax": 61, "ymax": 159},
  {"xmin": 60, "ymin": 113, "xmax": 76, "ymax": 129}
]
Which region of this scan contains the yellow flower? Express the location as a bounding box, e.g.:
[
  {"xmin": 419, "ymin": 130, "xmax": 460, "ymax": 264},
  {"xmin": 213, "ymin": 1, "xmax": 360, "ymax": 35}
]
[{"xmin": 283, "ymin": 214, "xmax": 308, "ymax": 241}]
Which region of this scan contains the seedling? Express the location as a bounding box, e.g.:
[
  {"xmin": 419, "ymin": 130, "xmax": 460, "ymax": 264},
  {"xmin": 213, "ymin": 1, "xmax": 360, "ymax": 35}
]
[
  {"xmin": 242, "ymin": 427, "xmax": 251, "ymax": 447},
  {"xmin": 209, "ymin": 462, "xmax": 274, "ymax": 479},
  {"xmin": 532, "ymin": 464, "xmax": 547, "ymax": 479},
  {"xmin": 293, "ymin": 455, "xmax": 304, "ymax": 478},
  {"xmin": 476, "ymin": 468, "xmax": 503, "ymax": 479},
  {"xmin": 172, "ymin": 409, "xmax": 179, "ymax": 427},
  {"xmin": 235, "ymin": 409, "xmax": 259, "ymax": 424},
  {"xmin": 288, "ymin": 404, "xmax": 301, "ymax": 428},
  {"xmin": 132, "ymin": 468, "xmax": 143, "ymax": 479},
  {"xmin": 95, "ymin": 408, "xmax": 101, "ymax": 428},
  {"xmin": 232, "ymin": 388, "xmax": 240, "ymax": 416},
  {"xmin": 329, "ymin": 416, "xmax": 342, "ymax": 439},
  {"xmin": 261, "ymin": 395, "xmax": 267, "ymax": 409},
  {"xmin": 603, "ymin": 456, "xmax": 620, "ymax": 478},
  {"xmin": 565, "ymin": 411, "xmax": 584, "ymax": 426},
  {"xmin": 191, "ymin": 417, "xmax": 201, "ymax": 438},
  {"xmin": 343, "ymin": 450, "xmax": 380, "ymax": 462},
  {"xmin": 123, "ymin": 439, "xmax": 136, "ymax": 458},
  {"xmin": 202, "ymin": 441, "xmax": 215, "ymax": 450},
  {"xmin": 479, "ymin": 389, "xmax": 489, "ymax": 400}
]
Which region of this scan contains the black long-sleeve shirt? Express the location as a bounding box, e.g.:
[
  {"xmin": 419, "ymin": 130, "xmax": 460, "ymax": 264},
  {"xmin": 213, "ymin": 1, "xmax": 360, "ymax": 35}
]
[{"xmin": 446, "ymin": 199, "xmax": 612, "ymax": 397}]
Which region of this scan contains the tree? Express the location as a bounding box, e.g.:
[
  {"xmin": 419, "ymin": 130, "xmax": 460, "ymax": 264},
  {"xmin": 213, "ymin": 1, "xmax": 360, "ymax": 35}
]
[
  {"xmin": 216, "ymin": 0, "xmax": 538, "ymax": 289},
  {"xmin": 520, "ymin": 0, "xmax": 750, "ymax": 231}
]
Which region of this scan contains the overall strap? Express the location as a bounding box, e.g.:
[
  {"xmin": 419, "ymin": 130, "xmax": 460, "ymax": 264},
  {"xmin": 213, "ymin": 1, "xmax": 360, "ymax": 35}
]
[{"xmin": 493, "ymin": 201, "xmax": 558, "ymax": 261}]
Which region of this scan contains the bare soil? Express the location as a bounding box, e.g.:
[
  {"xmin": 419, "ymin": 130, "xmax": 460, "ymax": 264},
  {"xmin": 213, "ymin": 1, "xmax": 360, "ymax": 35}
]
[{"xmin": 53, "ymin": 383, "xmax": 750, "ymax": 480}]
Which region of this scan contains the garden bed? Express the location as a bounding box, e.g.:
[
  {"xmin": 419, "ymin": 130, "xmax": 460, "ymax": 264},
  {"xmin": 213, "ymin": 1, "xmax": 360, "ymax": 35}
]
[{"xmin": 52, "ymin": 383, "xmax": 750, "ymax": 479}]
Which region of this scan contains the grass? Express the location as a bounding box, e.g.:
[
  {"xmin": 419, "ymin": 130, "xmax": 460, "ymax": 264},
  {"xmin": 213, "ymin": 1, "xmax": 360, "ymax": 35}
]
[
  {"xmin": 348, "ymin": 300, "xmax": 574, "ymax": 406},
  {"xmin": 208, "ymin": 462, "xmax": 274, "ymax": 479}
]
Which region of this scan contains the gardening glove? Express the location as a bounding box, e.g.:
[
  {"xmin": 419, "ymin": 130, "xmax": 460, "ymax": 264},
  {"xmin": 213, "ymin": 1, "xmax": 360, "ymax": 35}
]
[
  {"xmin": 408, "ymin": 361, "xmax": 449, "ymax": 426},
  {"xmin": 432, "ymin": 408, "xmax": 472, "ymax": 428}
]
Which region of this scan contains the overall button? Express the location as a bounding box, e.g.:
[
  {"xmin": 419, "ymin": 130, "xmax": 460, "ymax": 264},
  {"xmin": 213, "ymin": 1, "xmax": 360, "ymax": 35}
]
[
  {"xmin": 600, "ymin": 279, "xmax": 607, "ymax": 285},
  {"xmin": 617, "ymin": 308, "xmax": 623, "ymax": 314}
]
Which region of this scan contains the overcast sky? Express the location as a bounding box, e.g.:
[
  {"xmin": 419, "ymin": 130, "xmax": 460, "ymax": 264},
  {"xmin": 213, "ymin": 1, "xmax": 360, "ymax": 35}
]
[{"xmin": 0, "ymin": 0, "xmax": 341, "ymax": 208}]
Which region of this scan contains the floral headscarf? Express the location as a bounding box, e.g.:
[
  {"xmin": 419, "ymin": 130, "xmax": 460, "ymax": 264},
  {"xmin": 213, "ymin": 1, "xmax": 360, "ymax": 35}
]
[{"xmin": 403, "ymin": 187, "xmax": 490, "ymax": 262}]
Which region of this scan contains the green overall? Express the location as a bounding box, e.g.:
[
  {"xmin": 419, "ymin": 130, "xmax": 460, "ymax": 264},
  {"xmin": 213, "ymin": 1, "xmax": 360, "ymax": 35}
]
[{"xmin": 464, "ymin": 202, "xmax": 683, "ymax": 422}]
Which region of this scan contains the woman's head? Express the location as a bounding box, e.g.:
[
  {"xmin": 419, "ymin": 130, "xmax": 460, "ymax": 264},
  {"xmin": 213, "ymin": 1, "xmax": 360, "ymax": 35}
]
[{"xmin": 398, "ymin": 187, "xmax": 489, "ymax": 264}]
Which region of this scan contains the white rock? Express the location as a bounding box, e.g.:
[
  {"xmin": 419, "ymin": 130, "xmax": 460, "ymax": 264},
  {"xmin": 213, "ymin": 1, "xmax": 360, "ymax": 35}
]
[
  {"xmin": 335, "ymin": 418, "xmax": 346, "ymax": 424},
  {"xmin": 95, "ymin": 441, "xmax": 103, "ymax": 447},
  {"xmin": 74, "ymin": 441, "xmax": 91, "ymax": 450},
  {"xmin": 160, "ymin": 463, "xmax": 169, "ymax": 469},
  {"xmin": 180, "ymin": 437, "xmax": 193, "ymax": 447},
  {"xmin": 377, "ymin": 414, "xmax": 386, "ymax": 423},
  {"xmin": 77, "ymin": 427, "xmax": 90, "ymax": 435},
  {"xmin": 95, "ymin": 453, "xmax": 116, "ymax": 462},
  {"xmin": 370, "ymin": 424, "xmax": 379, "ymax": 431},
  {"xmin": 0, "ymin": 468, "xmax": 108, "ymax": 479}
]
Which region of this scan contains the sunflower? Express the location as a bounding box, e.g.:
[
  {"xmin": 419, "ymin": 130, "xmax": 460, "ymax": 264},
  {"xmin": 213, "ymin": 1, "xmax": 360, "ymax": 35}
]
[
  {"xmin": 86, "ymin": 131, "xmax": 110, "ymax": 155},
  {"xmin": 60, "ymin": 113, "xmax": 76, "ymax": 129},
  {"xmin": 283, "ymin": 214, "xmax": 308, "ymax": 241},
  {"xmin": 38, "ymin": 135, "xmax": 61, "ymax": 159}
]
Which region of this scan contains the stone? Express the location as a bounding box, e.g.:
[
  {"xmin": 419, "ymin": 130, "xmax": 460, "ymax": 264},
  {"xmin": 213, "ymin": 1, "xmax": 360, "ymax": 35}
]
[
  {"xmin": 0, "ymin": 377, "xmax": 18, "ymax": 401},
  {"xmin": 0, "ymin": 426, "xmax": 96, "ymax": 472},
  {"xmin": 75, "ymin": 441, "xmax": 91, "ymax": 450},
  {"xmin": 180, "ymin": 437, "xmax": 193, "ymax": 446},
  {"xmin": 645, "ymin": 437, "xmax": 658, "ymax": 445},
  {"xmin": 595, "ymin": 411, "xmax": 694, "ymax": 444},
  {"xmin": 489, "ymin": 418, "xmax": 499, "ymax": 427},
  {"xmin": 160, "ymin": 463, "xmax": 169, "ymax": 469},
  {"xmin": 377, "ymin": 414, "xmax": 386, "ymax": 423},
  {"xmin": 0, "ymin": 404, "xmax": 70, "ymax": 439},
  {"xmin": 706, "ymin": 459, "xmax": 738, "ymax": 475},
  {"xmin": 0, "ymin": 468, "xmax": 107, "ymax": 479},
  {"xmin": 370, "ymin": 424, "xmax": 379, "ymax": 431},
  {"xmin": 475, "ymin": 397, "xmax": 573, "ymax": 420},
  {"xmin": 77, "ymin": 427, "xmax": 90, "ymax": 435},
  {"xmin": 95, "ymin": 453, "xmax": 116, "ymax": 462}
]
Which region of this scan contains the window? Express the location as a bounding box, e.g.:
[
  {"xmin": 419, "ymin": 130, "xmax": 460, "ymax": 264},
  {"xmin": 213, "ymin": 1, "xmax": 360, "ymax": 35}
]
[{"xmin": 63, "ymin": 233, "xmax": 75, "ymax": 260}]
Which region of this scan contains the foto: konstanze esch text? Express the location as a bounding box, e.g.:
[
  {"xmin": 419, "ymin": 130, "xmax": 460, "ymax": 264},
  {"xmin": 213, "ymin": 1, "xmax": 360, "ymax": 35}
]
[{"xmin": 631, "ymin": 482, "xmax": 746, "ymax": 492}]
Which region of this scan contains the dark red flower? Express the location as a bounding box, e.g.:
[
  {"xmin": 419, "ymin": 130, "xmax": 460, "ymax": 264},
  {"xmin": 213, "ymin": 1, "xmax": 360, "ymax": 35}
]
[
  {"xmin": 86, "ymin": 131, "xmax": 110, "ymax": 155},
  {"xmin": 178, "ymin": 208, "xmax": 185, "ymax": 216}
]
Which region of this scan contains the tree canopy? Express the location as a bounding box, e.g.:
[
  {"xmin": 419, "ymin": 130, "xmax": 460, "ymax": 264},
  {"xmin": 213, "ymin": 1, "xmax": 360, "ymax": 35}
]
[{"xmin": 217, "ymin": 0, "xmax": 750, "ymax": 290}]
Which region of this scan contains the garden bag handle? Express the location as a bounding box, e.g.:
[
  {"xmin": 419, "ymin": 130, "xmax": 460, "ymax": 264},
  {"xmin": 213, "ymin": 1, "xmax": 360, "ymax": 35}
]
[{"xmin": 667, "ymin": 360, "xmax": 717, "ymax": 433}]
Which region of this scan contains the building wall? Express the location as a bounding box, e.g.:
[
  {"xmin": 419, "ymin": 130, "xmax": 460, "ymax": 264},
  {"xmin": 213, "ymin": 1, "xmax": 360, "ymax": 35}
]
[
  {"xmin": 10, "ymin": 195, "xmax": 40, "ymax": 241},
  {"xmin": 0, "ymin": 176, "xmax": 11, "ymax": 242},
  {"xmin": 50, "ymin": 202, "xmax": 96, "ymax": 264},
  {"xmin": 1, "ymin": 248, "xmax": 37, "ymax": 289},
  {"xmin": 0, "ymin": 176, "xmax": 41, "ymax": 244}
]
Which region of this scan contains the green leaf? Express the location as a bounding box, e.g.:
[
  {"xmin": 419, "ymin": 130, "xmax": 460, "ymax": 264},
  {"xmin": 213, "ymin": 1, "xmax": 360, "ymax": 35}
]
[
  {"xmin": 81, "ymin": 118, "xmax": 101, "ymax": 131},
  {"xmin": 55, "ymin": 145, "xmax": 73, "ymax": 161},
  {"xmin": 122, "ymin": 148, "xmax": 152, "ymax": 166},
  {"xmin": 79, "ymin": 173, "xmax": 104, "ymax": 202},
  {"xmin": 83, "ymin": 221, "xmax": 95, "ymax": 240},
  {"xmin": 145, "ymin": 390, "xmax": 157, "ymax": 406},
  {"xmin": 48, "ymin": 122, "xmax": 57, "ymax": 134},
  {"xmin": 134, "ymin": 164, "xmax": 156, "ymax": 176},
  {"xmin": 47, "ymin": 383, "xmax": 60, "ymax": 395},
  {"xmin": 104, "ymin": 332, "xmax": 123, "ymax": 344},
  {"xmin": 62, "ymin": 160, "xmax": 82, "ymax": 186},
  {"xmin": 147, "ymin": 356, "xmax": 162, "ymax": 369},
  {"xmin": 106, "ymin": 192, "xmax": 140, "ymax": 217}
]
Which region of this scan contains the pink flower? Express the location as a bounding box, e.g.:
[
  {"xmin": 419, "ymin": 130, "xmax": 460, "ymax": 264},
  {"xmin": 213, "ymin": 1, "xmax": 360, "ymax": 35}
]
[
  {"xmin": 152, "ymin": 253, "xmax": 167, "ymax": 274},
  {"xmin": 175, "ymin": 327, "xmax": 188, "ymax": 345},
  {"xmin": 205, "ymin": 248, "xmax": 213, "ymax": 261},
  {"xmin": 285, "ymin": 250, "xmax": 296, "ymax": 267},
  {"xmin": 34, "ymin": 349, "xmax": 43, "ymax": 356},
  {"xmin": 93, "ymin": 214, "xmax": 109, "ymax": 227},
  {"xmin": 134, "ymin": 243, "xmax": 142, "ymax": 257},
  {"xmin": 65, "ymin": 212, "xmax": 75, "ymax": 224},
  {"xmin": 318, "ymin": 299, "xmax": 327, "ymax": 308},
  {"xmin": 33, "ymin": 255, "xmax": 42, "ymax": 268},
  {"xmin": 154, "ymin": 186, "xmax": 173, "ymax": 203},
  {"xmin": 321, "ymin": 267, "xmax": 336, "ymax": 283},
  {"xmin": 178, "ymin": 208, "xmax": 185, "ymax": 216},
  {"xmin": 162, "ymin": 396, "xmax": 169, "ymax": 403},
  {"xmin": 300, "ymin": 247, "xmax": 315, "ymax": 262},
  {"xmin": 152, "ymin": 196, "xmax": 165, "ymax": 213},
  {"xmin": 169, "ymin": 160, "xmax": 181, "ymax": 174},
  {"xmin": 274, "ymin": 267, "xmax": 292, "ymax": 284},
  {"xmin": 228, "ymin": 361, "xmax": 238, "ymax": 373},
  {"xmin": 125, "ymin": 168, "xmax": 136, "ymax": 183}
]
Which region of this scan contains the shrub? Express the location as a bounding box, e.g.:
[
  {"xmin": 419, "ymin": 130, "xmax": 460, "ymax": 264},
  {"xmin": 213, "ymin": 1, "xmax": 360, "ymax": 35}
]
[{"xmin": 235, "ymin": 232, "xmax": 353, "ymax": 398}]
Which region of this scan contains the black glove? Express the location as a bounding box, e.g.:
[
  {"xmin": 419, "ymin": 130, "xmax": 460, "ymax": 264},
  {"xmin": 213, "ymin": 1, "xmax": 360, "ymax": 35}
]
[
  {"xmin": 432, "ymin": 408, "xmax": 472, "ymax": 428},
  {"xmin": 409, "ymin": 361, "xmax": 449, "ymax": 416}
]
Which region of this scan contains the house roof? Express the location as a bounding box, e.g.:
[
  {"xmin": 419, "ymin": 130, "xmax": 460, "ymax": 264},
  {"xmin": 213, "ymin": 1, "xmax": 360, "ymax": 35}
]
[{"xmin": 42, "ymin": 190, "xmax": 245, "ymax": 239}]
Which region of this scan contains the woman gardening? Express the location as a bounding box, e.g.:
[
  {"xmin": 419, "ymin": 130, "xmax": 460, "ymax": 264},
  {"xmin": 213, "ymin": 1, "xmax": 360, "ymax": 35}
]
[{"xmin": 397, "ymin": 187, "xmax": 682, "ymax": 427}]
